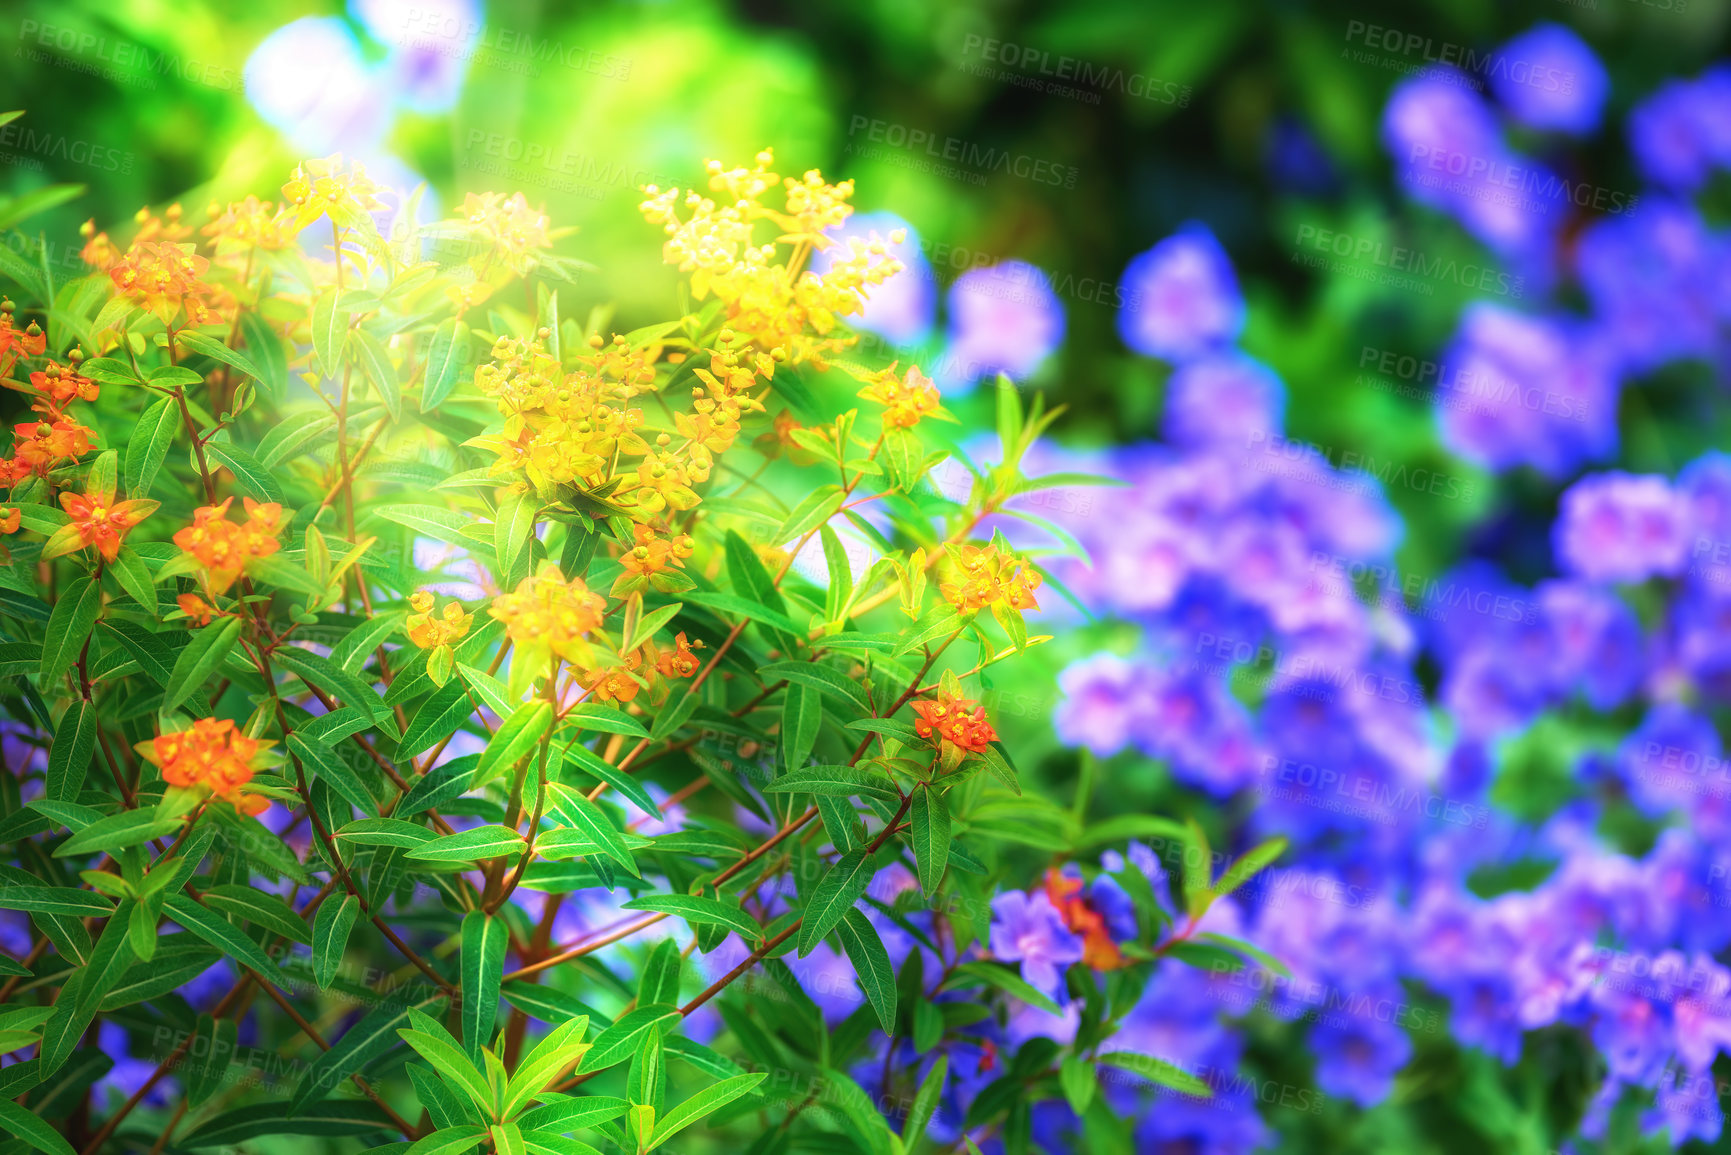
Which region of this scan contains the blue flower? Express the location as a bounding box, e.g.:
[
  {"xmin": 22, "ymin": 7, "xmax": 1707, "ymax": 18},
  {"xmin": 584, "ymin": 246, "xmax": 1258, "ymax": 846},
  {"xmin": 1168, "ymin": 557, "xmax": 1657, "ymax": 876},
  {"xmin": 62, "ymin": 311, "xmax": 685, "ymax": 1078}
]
[
  {"xmin": 989, "ymin": 890, "xmax": 1083, "ymax": 1002},
  {"xmin": 1116, "ymin": 225, "xmax": 1243, "ymax": 362},
  {"xmin": 937, "ymin": 261, "xmax": 1064, "ymax": 392},
  {"xmin": 1488, "ymin": 24, "xmax": 1609, "ymax": 135},
  {"xmin": 1162, "ymin": 352, "xmax": 1285, "ymax": 450}
]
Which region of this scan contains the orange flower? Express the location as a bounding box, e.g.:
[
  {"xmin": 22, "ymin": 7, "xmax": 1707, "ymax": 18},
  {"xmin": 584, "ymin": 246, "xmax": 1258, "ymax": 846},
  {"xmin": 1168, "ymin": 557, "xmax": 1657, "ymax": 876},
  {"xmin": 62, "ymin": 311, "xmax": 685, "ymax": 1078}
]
[
  {"xmin": 620, "ymin": 524, "xmax": 694, "ymax": 579},
  {"xmin": 1044, "ymin": 869, "xmax": 1128, "ymax": 971},
  {"xmin": 460, "ymin": 191, "xmax": 553, "ymax": 274},
  {"xmin": 202, "ymin": 196, "xmax": 298, "ymax": 252},
  {"xmin": 172, "ymin": 497, "xmax": 285, "ymax": 594},
  {"xmin": 858, "ymin": 363, "xmax": 940, "ymax": 428},
  {"xmin": 911, "ymin": 690, "xmax": 997, "ymax": 755},
  {"xmin": 28, "ymin": 360, "xmax": 98, "ymax": 409},
  {"xmin": 109, "ymin": 240, "xmax": 232, "ymax": 326},
  {"xmin": 654, "ymin": 632, "xmax": 702, "ymax": 679},
  {"xmin": 0, "ymin": 301, "xmax": 45, "ymax": 378},
  {"xmin": 10, "ymin": 419, "xmax": 94, "ymax": 478},
  {"xmin": 136, "ymin": 717, "xmax": 273, "ymax": 816},
  {"xmin": 405, "ymin": 591, "xmax": 473, "ymax": 649},
  {"xmin": 177, "ymin": 594, "xmax": 216, "ymax": 627},
  {"xmin": 940, "ymin": 544, "xmax": 1043, "ymax": 614},
  {"xmin": 53, "ymin": 485, "xmax": 157, "ymax": 563},
  {"xmin": 578, "ymin": 665, "xmax": 641, "ymax": 704},
  {"xmin": 0, "ymin": 509, "xmax": 19, "ymax": 535}
]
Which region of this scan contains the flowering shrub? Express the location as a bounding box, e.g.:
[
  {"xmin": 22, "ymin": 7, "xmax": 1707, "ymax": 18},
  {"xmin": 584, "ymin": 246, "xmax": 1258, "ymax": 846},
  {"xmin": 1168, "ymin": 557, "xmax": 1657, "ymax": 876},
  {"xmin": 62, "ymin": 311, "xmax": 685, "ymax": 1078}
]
[{"xmin": 0, "ymin": 138, "xmax": 1289, "ymax": 1155}]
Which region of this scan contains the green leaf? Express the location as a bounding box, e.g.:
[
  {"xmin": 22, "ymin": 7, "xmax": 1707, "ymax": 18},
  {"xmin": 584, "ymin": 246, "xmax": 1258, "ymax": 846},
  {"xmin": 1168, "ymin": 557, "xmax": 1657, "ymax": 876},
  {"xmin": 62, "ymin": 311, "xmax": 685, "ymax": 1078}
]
[
  {"xmin": 909, "ymin": 786, "xmax": 951, "ymax": 897},
  {"xmin": 313, "ymin": 894, "xmax": 361, "ymax": 989},
  {"xmin": 780, "ymin": 682, "xmax": 821, "ymax": 776},
  {"xmin": 249, "ymin": 555, "xmax": 329, "ymax": 598},
  {"xmin": 461, "ymin": 911, "xmax": 508, "ymax": 1063},
  {"xmin": 0, "ymin": 1099, "xmax": 76, "ymax": 1155},
  {"xmin": 239, "ymin": 310, "xmax": 289, "ymax": 398},
  {"xmin": 403, "ymin": 1125, "xmax": 487, "ymax": 1155},
  {"xmin": 624, "ymin": 601, "xmax": 683, "ymax": 655},
  {"xmin": 349, "ymin": 328, "xmax": 403, "ymax": 422},
  {"xmin": 517, "ymin": 1095, "xmax": 627, "ymax": 1134},
  {"xmin": 163, "ymin": 893, "xmax": 282, "ymax": 984},
  {"xmin": 399, "ymin": 1026, "xmax": 493, "ymax": 1115},
  {"xmin": 109, "ymin": 546, "xmax": 157, "ymax": 616},
  {"xmin": 174, "ymin": 328, "xmax": 268, "ymax": 384},
  {"xmin": 474, "ymin": 701, "xmax": 552, "ymax": 788},
  {"xmin": 44, "ymin": 700, "xmax": 96, "ymax": 802},
  {"xmin": 378, "ymin": 504, "xmax": 474, "ymax": 550},
  {"xmin": 796, "ymin": 848, "xmax": 875, "ymax": 956},
  {"xmin": 619, "ymin": 895, "xmax": 760, "ymax": 944},
  {"xmin": 0, "ymin": 887, "xmax": 113, "ymax": 917},
  {"xmin": 202, "ymin": 884, "xmax": 311, "ymax": 943},
  {"xmin": 1059, "ymin": 1056, "xmax": 1095, "ymax": 1115},
  {"xmin": 834, "ymin": 909, "xmax": 896, "ymax": 1033},
  {"xmin": 494, "ymin": 490, "xmax": 538, "ymax": 589},
  {"xmin": 54, "ymin": 810, "xmax": 179, "ymax": 858},
  {"xmin": 774, "ymin": 486, "xmax": 845, "ymax": 544},
  {"xmin": 293, "ymin": 994, "xmax": 444, "ymax": 1113},
  {"xmin": 162, "ymin": 615, "xmax": 242, "ymax": 714},
  {"xmin": 574, "ymin": 1006, "xmax": 679, "ymax": 1075},
  {"xmin": 1212, "ymin": 837, "xmax": 1288, "ymax": 901},
  {"xmin": 287, "ymin": 733, "xmax": 379, "ymax": 818},
  {"xmin": 944, "ymin": 961, "xmax": 1062, "ymax": 1017},
  {"xmin": 545, "ymin": 783, "xmax": 639, "ymax": 877},
  {"xmin": 421, "ymin": 318, "xmax": 467, "ymax": 411},
  {"xmin": 336, "ymin": 818, "xmax": 436, "ymax": 849},
  {"xmin": 561, "ymin": 703, "xmax": 648, "ymax": 739},
  {"xmin": 500, "ymin": 1016, "xmax": 591, "ymax": 1119},
  {"xmin": 1097, "ymin": 1051, "xmax": 1212, "ymax": 1098},
  {"xmin": 905, "ymin": 1054, "xmax": 946, "ymax": 1145},
  {"xmin": 312, "ymin": 287, "xmax": 351, "ymax": 378},
  {"xmin": 186, "ymin": 1016, "xmax": 236, "ymax": 1105},
  {"xmin": 272, "ymin": 646, "xmax": 385, "ymax": 719},
  {"xmin": 257, "ymin": 410, "xmax": 338, "ymax": 469},
  {"xmin": 723, "ymin": 530, "xmax": 789, "ymax": 620},
  {"xmin": 406, "ymin": 826, "xmax": 526, "ymax": 863},
  {"xmin": 1182, "ymin": 817, "xmax": 1211, "ymax": 919},
  {"xmin": 39, "ymin": 576, "xmax": 101, "ymax": 687},
  {"xmin": 678, "ymin": 591, "xmax": 803, "ymax": 638},
  {"xmin": 759, "ymin": 661, "xmax": 869, "ymax": 713},
  {"xmin": 647, "ymin": 1073, "xmax": 766, "ymax": 1149},
  {"xmin": 183, "ymin": 1101, "xmax": 400, "ymax": 1146},
  {"xmin": 764, "ymin": 765, "xmax": 898, "ymax": 802},
  {"xmin": 563, "ymin": 744, "xmax": 658, "ymax": 819},
  {"xmin": 399, "ymin": 678, "xmax": 474, "ymax": 758},
  {"xmin": 820, "ymin": 526, "xmax": 853, "ymax": 621},
  {"xmin": 204, "ymin": 440, "xmax": 284, "ymax": 504}
]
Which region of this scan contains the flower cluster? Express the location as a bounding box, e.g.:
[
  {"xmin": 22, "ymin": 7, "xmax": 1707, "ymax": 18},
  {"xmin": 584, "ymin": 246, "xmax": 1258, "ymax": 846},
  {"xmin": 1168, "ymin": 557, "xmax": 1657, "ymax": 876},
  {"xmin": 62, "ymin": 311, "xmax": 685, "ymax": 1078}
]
[
  {"xmin": 856, "ymin": 362, "xmax": 941, "ymax": 428},
  {"xmin": 939, "ymin": 543, "xmax": 1044, "ymax": 614},
  {"xmin": 911, "ymin": 689, "xmax": 997, "ymax": 756},
  {"xmin": 137, "ymin": 718, "xmax": 273, "ymax": 815},
  {"xmin": 488, "ymin": 565, "xmax": 607, "ymax": 667},
  {"xmin": 173, "ymin": 497, "xmax": 286, "ymax": 595},
  {"xmin": 640, "ymin": 149, "xmax": 905, "ymax": 366},
  {"xmin": 280, "ymin": 154, "xmax": 388, "ymax": 230}
]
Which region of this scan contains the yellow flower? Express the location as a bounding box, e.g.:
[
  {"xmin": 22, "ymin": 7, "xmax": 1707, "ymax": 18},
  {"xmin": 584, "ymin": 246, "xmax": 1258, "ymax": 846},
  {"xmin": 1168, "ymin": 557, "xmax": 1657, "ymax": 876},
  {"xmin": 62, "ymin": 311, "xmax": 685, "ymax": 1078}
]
[
  {"xmin": 858, "ymin": 362, "xmax": 940, "ymax": 428},
  {"xmin": 282, "ymin": 155, "xmax": 388, "ymax": 230},
  {"xmin": 940, "ymin": 544, "xmax": 1043, "ymax": 614},
  {"xmin": 488, "ymin": 565, "xmax": 607, "ymax": 664},
  {"xmin": 406, "ymin": 591, "xmax": 473, "ymax": 649}
]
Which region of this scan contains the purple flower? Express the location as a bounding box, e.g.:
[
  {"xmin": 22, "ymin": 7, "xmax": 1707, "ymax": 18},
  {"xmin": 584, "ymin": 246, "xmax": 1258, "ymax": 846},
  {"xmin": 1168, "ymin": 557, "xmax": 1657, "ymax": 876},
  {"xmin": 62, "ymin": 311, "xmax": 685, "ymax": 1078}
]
[
  {"xmin": 1053, "ymin": 653, "xmax": 1150, "ymax": 757},
  {"xmin": 938, "ymin": 261, "xmax": 1065, "ymax": 392},
  {"xmin": 1554, "ymin": 472, "xmax": 1689, "ymax": 584},
  {"xmin": 352, "ymin": 0, "xmax": 479, "ymax": 113},
  {"xmin": 1435, "ymin": 304, "xmax": 1618, "ymax": 477},
  {"xmin": 812, "ymin": 211, "xmax": 936, "ymax": 347},
  {"xmin": 1162, "ymin": 352, "xmax": 1286, "ymax": 449},
  {"xmin": 1576, "ymin": 200, "xmax": 1719, "ymax": 374},
  {"xmin": 1537, "ymin": 580, "xmax": 1644, "ymax": 709},
  {"xmin": 989, "ymin": 891, "xmax": 1083, "ymax": 1002},
  {"xmin": 1309, "ymin": 1012, "xmax": 1413, "ymax": 1106},
  {"xmin": 1488, "ymin": 24, "xmax": 1608, "ymax": 135},
  {"xmin": 1629, "ymin": 70, "xmax": 1731, "ymax": 190},
  {"xmin": 245, "ymin": 18, "xmax": 391, "ymax": 157},
  {"xmin": 1116, "ymin": 225, "xmax": 1244, "ymax": 362}
]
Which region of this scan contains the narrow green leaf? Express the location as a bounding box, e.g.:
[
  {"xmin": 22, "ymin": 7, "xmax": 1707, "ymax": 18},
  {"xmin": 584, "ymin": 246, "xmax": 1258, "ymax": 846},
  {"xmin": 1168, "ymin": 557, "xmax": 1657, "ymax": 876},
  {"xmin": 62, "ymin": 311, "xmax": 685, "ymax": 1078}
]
[
  {"xmin": 405, "ymin": 826, "xmax": 526, "ymax": 863},
  {"xmin": 293, "ymin": 995, "xmax": 445, "ymax": 1112},
  {"xmin": 174, "ymin": 328, "xmax": 267, "ymax": 384},
  {"xmin": 313, "ymin": 894, "xmax": 361, "ymax": 989},
  {"xmin": 461, "ymin": 911, "xmax": 508, "ymax": 1062},
  {"xmin": 474, "ymin": 701, "xmax": 552, "ymax": 788},
  {"xmin": 44, "ymin": 701, "xmax": 96, "ymax": 802},
  {"xmin": 287, "ymin": 733, "xmax": 378, "ymax": 818},
  {"xmin": 619, "ymin": 895, "xmax": 759, "ymax": 944},
  {"xmin": 647, "ymin": 1073, "xmax": 766, "ymax": 1149},
  {"xmin": 834, "ymin": 909, "xmax": 896, "ymax": 1033},
  {"xmin": 162, "ymin": 615, "xmax": 242, "ymax": 714},
  {"xmin": 421, "ymin": 318, "xmax": 467, "ymax": 411},
  {"xmin": 1097, "ymin": 1051, "xmax": 1212, "ymax": 1097},
  {"xmin": 39, "ymin": 576, "xmax": 101, "ymax": 687},
  {"xmin": 574, "ymin": 1007, "xmax": 679, "ymax": 1075},
  {"xmin": 109, "ymin": 546, "xmax": 157, "ymax": 616},
  {"xmin": 910, "ymin": 786, "xmax": 951, "ymax": 897},
  {"xmin": 204, "ymin": 440, "xmax": 285, "ymax": 504},
  {"xmin": 312, "ymin": 287, "xmax": 351, "ymax": 378},
  {"xmin": 163, "ymin": 893, "xmax": 281, "ymax": 984},
  {"xmin": 545, "ymin": 783, "xmax": 639, "ymax": 877},
  {"xmin": 796, "ymin": 849, "xmax": 875, "ymax": 956}
]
